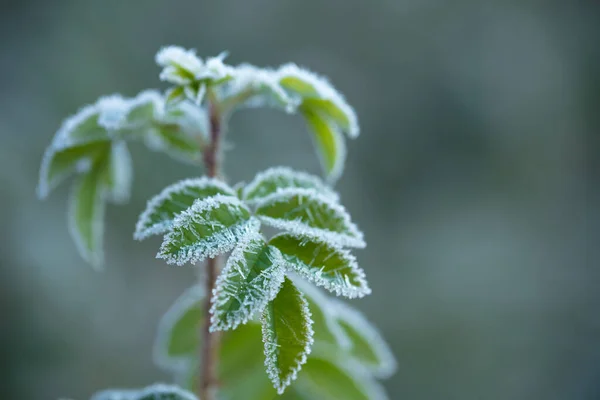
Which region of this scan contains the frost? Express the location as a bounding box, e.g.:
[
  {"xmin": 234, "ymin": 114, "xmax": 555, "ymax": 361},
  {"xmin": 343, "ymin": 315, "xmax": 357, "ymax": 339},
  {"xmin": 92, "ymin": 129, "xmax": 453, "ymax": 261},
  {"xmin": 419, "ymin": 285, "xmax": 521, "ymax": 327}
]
[
  {"xmin": 276, "ymin": 63, "xmax": 359, "ymax": 138},
  {"xmin": 270, "ymin": 233, "xmax": 371, "ymax": 299},
  {"xmin": 332, "ymin": 299, "xmax": 397, "ymax": 378},
  {"xmin": 105, "ymin": 141, "xmax": 133, "ymax": 204},
  {"xmin": 261, "ymin": 278, "xmax": 314, "ymax": 394},
  {"xmin": 135, "ymin": 177, "xmax": 236, "ymax": 240},
  {"xmin": 209, "ymin": 230, "xmax": 285, "ymax": 332},
  {"xmin": 243, "ymin": 166, "xmax": 339, "ymax": 204},
  {"xmin": 91, "ymin": 384, "xmax": 197, "ymax": 400},
  {"xmin": 97, "ymin": 94, "xmax": 130, "ymax": 130},
  {"xmin": 125, "ymin": 90, "xmax": 162, "ymax": 127},
  {"xmin": 156, "ymin": 46, "xmax": 234, "ymax": 104},
  {"xmin": 153, "ymin": 285, "xmax": 204, "ymax": 372},
  {"xmin": 158, "ymin": 195, "xmax": 257, "ymax": 265},
  {"xmin": 255, "ymin": 188, "xmax": 365, "ymax": 248},
  {"xmin": 219, "ymin": 63, "xmax": 298, "ymax": 113}
]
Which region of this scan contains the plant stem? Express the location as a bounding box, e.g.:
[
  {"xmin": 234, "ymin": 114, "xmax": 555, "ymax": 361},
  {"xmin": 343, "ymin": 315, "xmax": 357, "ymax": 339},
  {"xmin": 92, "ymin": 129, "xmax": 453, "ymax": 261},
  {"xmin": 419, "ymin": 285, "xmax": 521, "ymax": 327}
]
[{"xmin": 199, "ymin": 100, "xmax": 222, "ymax": 400}]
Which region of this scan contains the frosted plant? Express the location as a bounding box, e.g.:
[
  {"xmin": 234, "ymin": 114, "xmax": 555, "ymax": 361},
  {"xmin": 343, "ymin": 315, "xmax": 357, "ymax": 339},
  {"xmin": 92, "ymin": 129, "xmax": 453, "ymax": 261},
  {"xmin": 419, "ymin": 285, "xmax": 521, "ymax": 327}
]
[{"xmin": 37, "ymin": 46, "xmax": 396, "ymax": 399}]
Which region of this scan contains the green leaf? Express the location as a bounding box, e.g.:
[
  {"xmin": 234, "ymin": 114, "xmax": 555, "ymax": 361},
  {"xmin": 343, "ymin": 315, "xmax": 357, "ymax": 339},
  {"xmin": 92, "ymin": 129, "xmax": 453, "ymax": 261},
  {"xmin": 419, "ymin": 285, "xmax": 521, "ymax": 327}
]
[
  {"xmin": 333, "ymin": 300, "xmax": 397, "ymax": 378},
  {"xmin": 135, "ymin": 177, "xmax": 237, "ymax": 240},
  {"xmin": 302, "ymin": 98, "xmax": 353, "ymax": 136},
  {"xmin": 303, "ymin": 108, "xmax": 346, "ymax": 183},
  {"xmin": 158, "ymin": 195, "xmax": 257, "ymax": 265},
  {"xmin": 125, "ymin": 90, "xmax": 161, "ymax": 127},
  {"xmin": 255, "ymin": 188, "xmax": 365, "ymax": 248},
  {"xmin": 294, "ymin": 356, "xmax": 387, "ymax": 400},
  {"xmin": 243, "ymin": 166, "xmax": 338, "ymax": 204},
  {"xmin": 58, "ymin": 104, "xmax": 110, "ymax": 145},
  {"xmin": 262, "ymin": 278, "xmax": 314, "ymax": 394},
  {"xmin": 210, "ymin": 231, "xmax": 286, "ymax": 331},
  {"xmin": 37, "ymin": 141, "xmax": 110, "ymax": 199},
  {"xmin": 292, "ymin": 279, "xmax": 350, "ymax": 347},
  {"xmin": 68, "ymin": 165, "xmax": 106, "ymax": 268},
  {"xmin": 101, "ymin": 141, "xmax": 133, "ymax": 204},
  {"xmin": 154, "ymin": 286, "xmax": 204, "ymax": 370},
  {"xmin": 270, "ymin": 234, "xmax": 370, "ymax": 299},
  {"xmin": 147, "ymin": 123, "xmax": 203, "ymax": 164},
  {"xmin": 91, "ymin": 384, "xmax": 198, "ymax": 400}
]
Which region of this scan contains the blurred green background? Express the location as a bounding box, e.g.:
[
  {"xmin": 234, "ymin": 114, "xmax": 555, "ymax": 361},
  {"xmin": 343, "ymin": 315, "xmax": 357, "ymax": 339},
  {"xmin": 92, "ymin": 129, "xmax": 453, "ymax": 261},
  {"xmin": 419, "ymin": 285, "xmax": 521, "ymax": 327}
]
[{"xmin": 1, "ymin": 0, "xmax": 597, "ymax": 399}]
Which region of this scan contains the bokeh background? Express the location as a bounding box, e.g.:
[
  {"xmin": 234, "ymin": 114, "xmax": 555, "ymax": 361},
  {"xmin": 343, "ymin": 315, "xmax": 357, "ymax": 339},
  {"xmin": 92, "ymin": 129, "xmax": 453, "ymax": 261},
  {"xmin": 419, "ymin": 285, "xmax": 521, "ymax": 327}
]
[{"xmin": 1, "ymin": 0, "xmax": 597, "ymax": 399}]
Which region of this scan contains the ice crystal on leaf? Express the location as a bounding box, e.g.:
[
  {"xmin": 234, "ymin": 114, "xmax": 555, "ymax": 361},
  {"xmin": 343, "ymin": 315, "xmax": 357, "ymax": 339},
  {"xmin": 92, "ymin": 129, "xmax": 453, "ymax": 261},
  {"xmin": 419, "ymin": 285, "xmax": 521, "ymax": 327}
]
[
  {"xmin": 255, "ymin": 187, "xmax": 365, "ymax": 248},
  {"xmin": 135, "ymin": 177, "xmax": 236, "ymax": 240},
  {"xmin": 261, "ymin": 277, "xmax": 314, "ymax": 394},
  {"xmin": 270, "ymin": 233, "xmax": 370, "ymax": 299},
  {"xmin": 158, "ymin": 195, "xmax": 257, "ymax": 265},
  {"xmin": 243, "ymin": 166, "xmax": 338, "ymax": 205},
  {"xmin": 210, "ymin": 230, "xmax": 286, "ymax": 332}
]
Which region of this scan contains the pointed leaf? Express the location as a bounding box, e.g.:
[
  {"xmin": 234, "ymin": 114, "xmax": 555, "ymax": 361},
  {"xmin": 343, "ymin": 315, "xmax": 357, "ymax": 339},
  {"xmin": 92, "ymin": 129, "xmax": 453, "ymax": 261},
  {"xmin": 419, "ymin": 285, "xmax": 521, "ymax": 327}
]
[
  {"xmin": 243, "ymin": 166, "xmax": 338, "ymax": 204},
  {"xmin": 262, "ymin": 278, "xmax": 314, "ymax": 394},
  {"xmin": 255, "ymin": 188, "xmax": 365, "ymax": 248},
  {"xmin": 37, "ymin": 141, "xmax": 110, "ymax": 199},
  {"xmin": 158, "ymin": 195, "xmax": 257, "ymax": 265},
  {"xmin": 68, "ymin": 166, "xmax": 105, "ymax": 268},
  {"xmin": 165, "ymin": 86, "xmax": 186, "ymax": 108},
  {"xmin": 294, "ymin": 356, "xmax": 387, "ymax": 400},
  {"xmin": 304, "ymin": 108, "xmax": 346, "ymax": 183},
  {"xmin": 270, "ymin": 234, "xmax": 370, "ymax": 299},
  {"xmin": 154, "ymin": 286, "xmax": 204, "ymax": 370},
  {"xmin": 210, "ymin": 231, "xmax": 286, "ymax": 331},
  {"xmin": 91, "ymin": 384, "xmax": 198, "ymax": 400},
  {"xmin": 333, "ymin": 300, "xmax": 397, "ymax": 378},
  {"xmin": 135, "ymin": 177, "xmax": 237, "ymax": 240},
  {"xmin": 101, "ymin": 141, "xmax": 133, "ymax": 204},
  {"xmin": 277, "ymin": 63, "xmax": 359, "ymax": 138}
]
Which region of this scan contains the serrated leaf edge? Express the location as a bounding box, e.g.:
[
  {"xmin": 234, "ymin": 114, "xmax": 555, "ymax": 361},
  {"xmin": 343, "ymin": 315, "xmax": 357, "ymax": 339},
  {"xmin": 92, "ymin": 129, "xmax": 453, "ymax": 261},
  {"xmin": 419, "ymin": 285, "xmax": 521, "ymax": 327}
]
[
  {"xmin": 243, "ymin": 166, "xmax": 339, "ymax": 204},
  {"xmin": 255, "ymin": 187, "xmax": 365, "ymax": 248},
  {"xmin": 134, "ymin": 177, "xmax": 236, "ymax": 240},
  {"xmin": 209, "ymin": 230, "xmax": 286, "ymax": 332},
  {"xmin": 157, "ymin": 195, "xmax": 256, "ymax": 266},
  {"xmin": 262, "ymin": 280, "xmax": 315, "ymax": 394},
  {"xmin": 91, "ymin": 383, "xmax": 197, "ymax": 400},
  {"xmin": 272, "ymin": 233, "xmax": 371, "ymax": 299}
]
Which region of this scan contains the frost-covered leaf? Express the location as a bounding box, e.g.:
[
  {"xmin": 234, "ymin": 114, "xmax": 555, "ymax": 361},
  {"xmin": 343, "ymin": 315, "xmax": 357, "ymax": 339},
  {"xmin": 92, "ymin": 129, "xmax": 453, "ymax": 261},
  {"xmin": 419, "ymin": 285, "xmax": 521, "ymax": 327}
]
[
  {"xmin": 156, "ymin": 46, "xmax": 204, "ymax": 85},
  {"xmin": 333, "ymin": 300, "xmax": 397, "ymax": 378},
  {"xmin": 303, "ymin": 108, "xmax": 346, "ymax": 183},
  {"xmin": 53, "ymin": 103, "xmax": 110, "ymax": 147},
  {"xmin": 146, "ymin": 102, "xmax": 207, "ymax": 164},
  {"xmin": 294, "ymin": 356, "xmax": 387, "ymax": 400},
  {"xmin": 101, "ymin": 141, "xmax": 133, "ymax": 204},
  {"xmin": 125, "ymin": 90, "xmax": 161, "ymax": 127},
  {"xmin": 243, "ymin": 166, "xmax": 338, "ymax": 204},
  {"xmin": 255, "ymin": 188, "xmax": 365, "ymax": 248},
  {"xmin": 219, "ymin": 64, "xmax": 298, "ymax": 113},
  {"xmin": 68, "ymin": 165, "xmax": 106, "ymax": 268},
  {"xmin": 158, "ymin": 195, "xmax": 257, "ymax": 265},
  {"xmin": 91, "ymin": 383, "xmax": 197, "ymax": 400},
  {"xmin": 210, "ymin": 231, "xmax": 285, "ymax": 331},
  {"xmin": 37, "ymin": 141, "xmax": 110, "ymax": 199},
  {"xmin": 135, "ymin": 177, "xmax": 236, "ymax": 240},
  {"xmin": 270, "ymin": 234, "xmax": 370, "ymax": 298},
  {"xmin": 154, "ymin": 285, "xmax": 204, "ymax": 371},
  {"xmin": 292, "ymin": 278, "xmax": 350, "ymax": 347},
  {"xmin": 277, "ymin": 63, "xmax": 359, "ymax": 138},
  {"xmin": 262, "ymin": 278, "xmax": 314, "ymax": 394}
]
